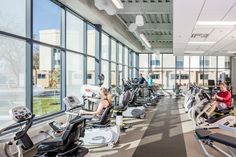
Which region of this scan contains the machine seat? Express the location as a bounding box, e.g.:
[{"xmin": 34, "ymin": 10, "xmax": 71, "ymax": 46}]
[
  {"xmin": 195, "ymin": 129, "xmax": 211, "ymax": 139},
  {"xmin": 209, "ymin": 133, "xmax": 236, "ymax": 148},
  {"xmin": 37, "ymin": 117, "xmax": 85, "ymax": 153},
  {"xmin": 87, "ymin": 106, "xmax": 113, "ymax": 128}
]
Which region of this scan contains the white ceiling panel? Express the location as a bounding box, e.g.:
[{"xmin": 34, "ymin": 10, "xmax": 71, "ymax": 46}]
[
  {"xmin": 199, "ymin": 0, "xmax": 236, "ymax": 21},
  {"xmin": 206, "ymin": 28, "xmax": 233, "ymax": 41},
  {"xmin": 223, "ymin": 2, "xmax": 236, "ymax": 21},
  {"xmin": 207, "ymin": 28, "xmax": 235, "ymax": 52},
  {"xmin": 173, "ymin": 0, "xmax": 205, "ymax": 55}
]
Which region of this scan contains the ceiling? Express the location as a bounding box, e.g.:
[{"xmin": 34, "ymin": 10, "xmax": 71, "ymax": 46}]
[
  {"xmin": 173, "ymin": 0, "xmax": 236, "ymax": 56},
  {"xmin": 117, "ymin": 0, "xmax": 173, "ymax": 52}
]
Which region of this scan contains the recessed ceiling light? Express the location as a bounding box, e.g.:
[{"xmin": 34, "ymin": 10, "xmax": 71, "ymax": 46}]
[
  {"xmin": 188, "ymin": 41, "xmax": 216, "ymax": 45},
  {"xmin": 184, "ymin": 51, "xmax": 204, "ymax": 54},
  {"xmin": 227, "ymin": 51, "xmax": 236, "ymax": 54},
  {"xmin": 112, "ymin": 0, "xmax": 124, "ymax": 9},
  {"xmin": 197, "ymin": 21, "xmax": 236, "ymax": 26}
]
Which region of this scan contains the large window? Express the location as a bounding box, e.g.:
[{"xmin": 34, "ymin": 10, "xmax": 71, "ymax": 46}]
[
  {"xmin": 163, "ymin": 54, "xmax": 175, "ymax": 68},
  {"xmin": 33, "ymin": 0, "xmax": 62, "ymax": 46},
  {"xmin": 163, "ymin": 69, "xmax": 175, "ymax": 89},
  {"xmin": 119, "ymin": 65, "xmax": 123, "ymax": 86},
  {"xmin": 111, "ymin": 63, "xmax": 116, "ymax": 86},
  {"xmin": 139, "ymin": 54, "xmax": 149, "ymax": 68},
  {"xmin": 0, "ymin": 35, "xmax": 26, "ymax": 126},
  {"xmin": 119, "ymin": 44, "xmax": 123, "ymax": 64},
  {"xmin": 0, "ymin": 0, "xmax": 26, "ymax": 37},
  {"xmin": 101, "ymin": 33, "xmax": 109, "ymax": 60},
  {"xmin": 87, "ymin": 25, "xmax": 95, "ymax": 56},
  {"xmin": 87, "ymin": 57, "xmax": 95, "ymax": 85},
  {"xmin": 66, "ymin": 52, "xmax": 84, "ymax": 100},
  {"xmin": 111, "ymin": 39, "xmax": 117, "ymax": 62},
  {"xmin": 33, "ymin": 44, "xmax": 61, "ymax": 116},
  {"xmin": 66, "ymin": 11, "xmax": 84, "ymax": 52},
  {"xmin": 101, "ymin": 60, "xmax": 109, "ymax": 88}
]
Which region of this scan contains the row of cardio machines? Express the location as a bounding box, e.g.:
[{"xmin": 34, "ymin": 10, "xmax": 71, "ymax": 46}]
[
  {"xmin": 0, "ymin": 75, "xmax": 160, "ymax": 157},
  {"xmin": 183, "ymin": 84, "xmax": 236, "ymax": 156}
]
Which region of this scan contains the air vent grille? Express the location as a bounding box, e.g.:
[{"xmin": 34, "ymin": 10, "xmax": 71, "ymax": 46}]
[{"xmin": 191, "ymin": 33, "xmax": 209, "ymax": 38}]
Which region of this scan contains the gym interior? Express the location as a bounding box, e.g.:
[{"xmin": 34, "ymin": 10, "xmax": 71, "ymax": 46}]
[{"xmin": 1, "ymin": 0, "xmax": 236, "ymax": 157}]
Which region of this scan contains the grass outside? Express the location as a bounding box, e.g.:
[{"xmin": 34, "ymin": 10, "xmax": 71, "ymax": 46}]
[{"xmin": 33, "ymin": 96, "xmax": 60, "ymax": 116}]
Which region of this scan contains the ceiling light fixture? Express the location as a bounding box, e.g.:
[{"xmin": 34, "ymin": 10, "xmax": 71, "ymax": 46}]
[
  {"xmin": 140, "ymin": 34, "xmax": 151, "ymax": 48},
  {"xmin": 227, "ymin": 51, "xmax": 236, "ymax": 54},
  {"xmin": 188, "ymin": 41, "xmax": 216, "ymax": 45},
  {"xmin": 128, "ymin": 23, "xmax": 137, "ymax": 32},
  {"xmin": 197, "ymin": 21, "xmax": 236, "ymax": 26},
  {"xmin": 184, "ymin": 51, "xmax": 204, "ymax": 54},
  {"xmin": 135, "ymin": 15, "xmax": 144, "ymax": 26},
  {"xmin": 112, "ymin": 0, "xmax": 124, "ymax": 9}
]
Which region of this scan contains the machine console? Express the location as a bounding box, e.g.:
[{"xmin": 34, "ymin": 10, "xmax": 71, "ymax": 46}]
[{"xmin": 9, "ymin": 106, "xmax": 32, "ymax": 122}]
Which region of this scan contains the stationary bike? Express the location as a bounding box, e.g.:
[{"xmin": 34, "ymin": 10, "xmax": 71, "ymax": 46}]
[{"xmin": 49, "ymin": 96, "xmax": 120, "ymax": 148}]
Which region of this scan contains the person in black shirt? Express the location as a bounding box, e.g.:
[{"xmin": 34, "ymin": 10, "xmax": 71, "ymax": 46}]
[{"xmin": 139, "ymin": 73, "xmax": 146, "ymax": 84}]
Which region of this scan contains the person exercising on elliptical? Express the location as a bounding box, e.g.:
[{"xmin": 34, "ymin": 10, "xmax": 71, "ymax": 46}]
[
  {"xmin": 79, "ymin": 87, "xmax": 112, "ymax": 118},
  {"xmin": 206, "ymin": 82, "xmax": 232, "ymax": 117}
]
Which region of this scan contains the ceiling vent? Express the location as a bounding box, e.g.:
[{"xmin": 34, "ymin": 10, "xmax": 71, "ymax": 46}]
[{"xmin": 191, "ymin": 33, "xmax": 209, "ymax": 38}]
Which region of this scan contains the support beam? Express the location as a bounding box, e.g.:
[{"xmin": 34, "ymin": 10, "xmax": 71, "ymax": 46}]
[
  {"xmin": 138, "ymin": 23, "xmax": 172, "ymax": 31},
  {"xmin": 146, "ymin": 35, "xmax": 172, "ymax": 41},
  {"xmin": 117, "ymin": 3, "xmax": 171, "ymax": 14},
  {"xmin": 151, "ymin": 42, "xmax": 172, "ymax": 48}
]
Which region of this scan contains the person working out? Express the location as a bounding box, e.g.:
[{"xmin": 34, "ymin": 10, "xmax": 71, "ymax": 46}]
[
  {"xmin": 206, "ymin": 82, "xmax": 232, "ymax": 117},
  {"xmin": 139, "ymin": 73, "xmax": 146, "ymax": 85},
  {"xmin": 79, "ymin": 87, "xmax": 112, "ymax": 119}
]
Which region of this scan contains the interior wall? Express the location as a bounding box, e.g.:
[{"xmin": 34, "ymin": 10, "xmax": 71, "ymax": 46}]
[{"xmin": 232, "ymin": 58, "xmax": 236, "ymax": 95}]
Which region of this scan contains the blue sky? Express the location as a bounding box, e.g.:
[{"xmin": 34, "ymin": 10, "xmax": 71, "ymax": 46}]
[
  {"xmin": 33, "ymin": 0, "xmax": 61, "ymax": 37},
  {"xmin": 33, "ymin": 0, "xmax": 94, "ymax": 39}
]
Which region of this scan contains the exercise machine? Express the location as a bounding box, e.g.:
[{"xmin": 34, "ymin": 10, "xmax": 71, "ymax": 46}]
[{"xmin": 50, "ymin": 96, "xmax": 120, "ymax": 148}]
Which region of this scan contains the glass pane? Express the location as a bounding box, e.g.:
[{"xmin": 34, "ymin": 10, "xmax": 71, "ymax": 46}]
[
  {"xmin": 129, "ymin": 68, "xmax": 132, "ymax": 78},
  {"xmin": 133, "ymin": 53, "xmax": 137, "ymax": 67},
  {"xmin": 124, "ymin": 47, "xmax": 128, "ymax": 65},
  {"xmin": 190, "ymin": 56, "xmax": 200, "ymax": 68},
  {"xmin": 111, "ymin": 39, "xmax": 116, "ymax": 62},
  {"xmin": 101, "ymin": 33, "xmax": 109, "ymax": 60},
  {"xmin": 150, "ymin": 69, "xmax": 162, "ymax": 85},
  {"xmin": 176, "ymin": 69, "xmax": 189, "ymax": 86},
  {"xmin": 151, "ymin": 54, "xmax": 161, "ymax": 69},
  {"xmin": 163, "ymin": 69, "xmax": 175, "ymax": 89},
  {"xmin": 204, "ymin": 56, "xmax": 216, "ymax": 68},
  {"xmin": 87, "ymin": 57, "xmax": 95, "ymax": 85},
  {"xmin": 119, "ymin": 44, "xmax": 123, "ymax": 64},
  {"xmin": 111, "ymin": 63, "xmax": 116, "ymax": 86},
  {"xmin": 119, "ymin": 65, "xmax": 123, "ymax": 86},
  {"xmin": 139, "ymin": 54, "xmax": 149, "ymax": 68},
  {"xmin": 204, "ymin": 69, "xmax": 217, "ymax": 85},
  {"xmin": 66, "ymin": 12, "xmax": 84, "ymax": 52},
  {"xmin": 33, "ymin": 0, "xmax": 62, "ymax": 46},
  {"xmin": 101, "ymin": 60, "xmax": 109, "ymax": 88},
  {"xmin": 87, "ymin": 25, "xmax": 95, "ymax": 56},
  {"xmin": 66, "ymin": 52, "xmax": 83, "ymax": 100},
  {"xmin": 218, "ymin": 69, "xmax": 230, "ymax": 84},
  {"xmin": 176, "ymin": 56, "xmax": 189, "ymax": 69},
  {"xmin": 33, "ymin": 44, "xmax": 61, "ymax": 116},
  {"xmin": 0, "ymin": 0, "xmax": 26, "ymax": 37},
  {"xmin": 163, "ymin": 54, "xmax": 175, "ymax": 68},
  {"xmin": 0, "ymin": 36, "xmax": 26, "ymax": 127},
  {"xmin": 124, "ymin": 66, "xmax": 128, "ymax": 80},
  {"xmin": 189, "ymin": 69, "xmax": 204, "ymax": 86},
  {"xmin": 218, "ymin": 56, "xmax": 231, "ymax": 68}
]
